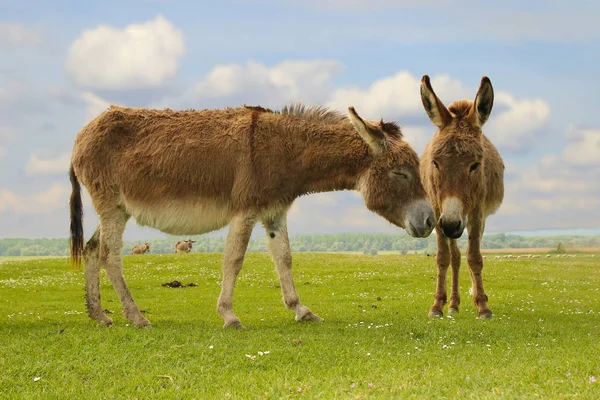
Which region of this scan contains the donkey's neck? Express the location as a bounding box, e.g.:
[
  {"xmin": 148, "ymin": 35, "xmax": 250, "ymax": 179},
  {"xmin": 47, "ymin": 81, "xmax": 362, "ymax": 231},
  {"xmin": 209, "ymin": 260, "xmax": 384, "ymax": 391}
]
[{"xmin": 294, "ymin": 125, "xmax": 371, "ymax": 196}]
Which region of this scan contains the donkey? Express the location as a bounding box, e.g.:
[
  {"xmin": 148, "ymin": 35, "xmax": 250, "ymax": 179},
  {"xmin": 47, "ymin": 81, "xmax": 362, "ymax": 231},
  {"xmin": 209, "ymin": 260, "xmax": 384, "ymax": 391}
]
[
  {"xmin": 175, "ymin": 239, "xmax": 196, "ymax": 253},
  {"xmin": 131, "ymin": 242, "xmax": 150, "ymax": 255},
  {"xmin": 69, "ymin": 103, "xmax": 435, "ymax": 328},
  {"xmin": 420, "ymin": 75, "xmax": 504, "ymax": 319}
]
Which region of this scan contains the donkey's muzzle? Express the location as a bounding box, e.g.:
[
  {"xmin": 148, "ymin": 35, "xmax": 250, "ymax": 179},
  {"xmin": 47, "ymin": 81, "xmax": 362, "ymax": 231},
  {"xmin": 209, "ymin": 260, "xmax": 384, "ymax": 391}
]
[
  {"xmin": 440, "ymin": 219, "xmax": 465, "ymax": 239},
  {"xmin": 405, "ymin": 199, "xmax": 435, "ymax": 238}
]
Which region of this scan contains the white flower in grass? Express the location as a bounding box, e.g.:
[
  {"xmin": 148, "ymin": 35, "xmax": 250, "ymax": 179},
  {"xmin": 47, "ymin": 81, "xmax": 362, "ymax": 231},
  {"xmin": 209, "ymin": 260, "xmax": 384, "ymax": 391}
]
[{"xmin": 33, "ymin": 377, "xmax": 41, "ymax": 382}]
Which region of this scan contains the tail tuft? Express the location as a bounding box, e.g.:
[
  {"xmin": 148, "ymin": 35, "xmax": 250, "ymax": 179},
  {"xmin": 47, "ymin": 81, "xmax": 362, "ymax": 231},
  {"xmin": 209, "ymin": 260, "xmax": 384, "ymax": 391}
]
[{"xmin": 69, "ymin": 165, "xmax": 84, "ymax": 268}]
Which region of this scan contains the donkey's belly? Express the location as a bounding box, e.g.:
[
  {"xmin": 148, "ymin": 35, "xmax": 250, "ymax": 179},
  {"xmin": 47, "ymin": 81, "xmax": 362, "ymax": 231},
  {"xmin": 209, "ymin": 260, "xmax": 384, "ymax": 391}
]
[{"xmin": 123, "ymin": 197, "xmax": 232, "ymax": 235}]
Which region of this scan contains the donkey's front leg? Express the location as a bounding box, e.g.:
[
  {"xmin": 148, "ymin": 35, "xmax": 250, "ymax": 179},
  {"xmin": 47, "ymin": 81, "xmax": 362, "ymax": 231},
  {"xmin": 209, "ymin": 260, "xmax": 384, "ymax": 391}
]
[
  {"xmin": 430, "ymin": 232, "xmax": 451, "ymax": 317},
  {"xmin": 217, "ymin": 213, "xmax": 256, "ymax": 329},
  {"xmin": 467, "ymin": 209, "xmax": 492, "ymax": 319},
  {"xmin": 264, "ymin": 213, "xmax": 322, "ymax": 323},
  {"xmin": 448, "ymin": 239, "xmax": 461, "ymax": 314}
]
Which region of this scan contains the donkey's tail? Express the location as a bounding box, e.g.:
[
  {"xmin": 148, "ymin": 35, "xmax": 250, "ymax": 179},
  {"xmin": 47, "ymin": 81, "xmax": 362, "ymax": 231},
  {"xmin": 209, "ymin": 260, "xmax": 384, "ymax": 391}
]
[{"xmin": 69, "ymin": 164, "xmax": 84, "ymax": 267}]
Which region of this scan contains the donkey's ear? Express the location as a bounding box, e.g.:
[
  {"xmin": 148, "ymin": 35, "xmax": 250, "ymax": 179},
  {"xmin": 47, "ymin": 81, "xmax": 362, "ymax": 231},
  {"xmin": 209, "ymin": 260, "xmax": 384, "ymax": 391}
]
[
  {"xmin": 348, "ymin": 106, "xmax": 385, "ymax": 155},
  {"xmin": 420, "ymin": 75, "xmax": 452, "ymax": 129},
  {"xmin": 470, "ymin": 76, "xmax": 494, "ymax": 127}
]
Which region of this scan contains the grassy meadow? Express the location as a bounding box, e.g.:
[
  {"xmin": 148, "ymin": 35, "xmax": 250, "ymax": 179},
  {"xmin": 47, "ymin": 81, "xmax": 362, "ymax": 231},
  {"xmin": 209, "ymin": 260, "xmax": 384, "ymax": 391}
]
[{"xmin": 0, "ymin": 252, "xmax": 599, "ymax": 399}]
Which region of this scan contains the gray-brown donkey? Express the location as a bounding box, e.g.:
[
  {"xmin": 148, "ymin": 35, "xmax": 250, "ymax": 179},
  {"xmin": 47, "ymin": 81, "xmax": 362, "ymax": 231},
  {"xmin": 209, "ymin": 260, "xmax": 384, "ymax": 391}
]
[
  {"xmin": 420, "ymin": 76, "xmax": 504, "ymax": 319},
  {"xmin": 131, "ymin": 242, "xmax": 150, "ymax": 255},
  {"xmin": 69, "ymin": 103, "xmax": 435, "ymax": 328},
  {"xmin": 175, "ymin": 239, "xmax": 196, "ymax": 253}
]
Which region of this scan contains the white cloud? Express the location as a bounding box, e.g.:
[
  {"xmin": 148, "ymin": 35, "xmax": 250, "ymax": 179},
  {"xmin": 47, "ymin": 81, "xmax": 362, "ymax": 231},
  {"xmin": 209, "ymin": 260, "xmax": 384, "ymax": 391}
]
[
  {"xmin": 195, "ymin": 59, "xmax": 342, "ymax": 107},
  {"xmin": 401, "ymin": 125, "xmax": 430, "ymax": 155},
  {"xmin": 80, "ymin": 91, "xmax": 111, "ymax": 122},
  {"xmin": 287, "ymin": 192, "xmax": 400, "ymax": 235},
  {"xmin": 0, "ymin": 184, "xmax": 69, "ymax": 214},
  {"xmin": 494, "ymin": 130, "xmax": 600, "ymax": 231},
  {"xmin": 25, "ymin": 152, "xmax": 71, "ymax": 176},
  {"xmin": 327, "ymin": 71, "xmax": 451, "ymax": 119},
  {"xmin": 65, "ymin": 15, "xmax": 185, "ymax": 90},
  {"xmin": 0, "ymin": 23, "xmax": 44, "ymax": 48},
  {"xmin": 485, "ymin": 92, "xmax": 550, "ymax": 151},
  {"xmin": 327, "ymin": 71, "xmax": 549, "ymax": 152},
  {"xmin": 562, "ymin": 127, "xmax": 600, "ymax": 167}
]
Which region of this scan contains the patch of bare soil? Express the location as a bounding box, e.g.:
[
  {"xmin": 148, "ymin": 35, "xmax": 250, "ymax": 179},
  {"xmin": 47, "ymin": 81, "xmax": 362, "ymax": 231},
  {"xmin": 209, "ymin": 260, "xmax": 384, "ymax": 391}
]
[{"xmin": 161, "ymin": 280, "xmax": 198, "ymax": 288}]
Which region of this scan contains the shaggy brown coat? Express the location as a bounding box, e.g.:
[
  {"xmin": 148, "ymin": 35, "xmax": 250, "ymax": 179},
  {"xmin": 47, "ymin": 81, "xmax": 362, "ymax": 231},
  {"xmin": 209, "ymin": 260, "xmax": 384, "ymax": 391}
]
[
  {"xmin": 131, "ymin": 242, "xmax": 150, "ymax": 255},
  {"xmin": 69, "ymin": 103, "xmax": 434, "ymax": 328},
  {"xmin": 175, "ymin": 239, "xmax": 196, "ymax": 253},
  {"xmin": 420, "ymin": 76, "xmax": 504, "ymax": 319}
]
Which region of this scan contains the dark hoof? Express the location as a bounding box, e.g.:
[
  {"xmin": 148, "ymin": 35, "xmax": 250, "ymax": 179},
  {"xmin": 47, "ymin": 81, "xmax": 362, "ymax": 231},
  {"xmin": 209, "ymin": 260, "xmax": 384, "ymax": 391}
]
[
  {"xmin": 448, "ymin": 307, "xmax": 459, "ymax": 314},
  {"xmin": 134, "ymin": 320, "xmax": 151, "ymax": 328},
  {"xmin": 428, "ymin": 309, "xmax": 443, "ymax": 318},
  {"xmin": 478, "ymin": 311, "xmax": 493, "ymax": 319},
  {"xmin": 223, "ymin": 319, "xmax": 245, "ymax": 329},
  {"xmin": 92, "ymin": 315, "xmax": 113, "ymax": 327},
  {"xmin": 297, "ymin": 311, "xmax": 324, "ymax": 322}
]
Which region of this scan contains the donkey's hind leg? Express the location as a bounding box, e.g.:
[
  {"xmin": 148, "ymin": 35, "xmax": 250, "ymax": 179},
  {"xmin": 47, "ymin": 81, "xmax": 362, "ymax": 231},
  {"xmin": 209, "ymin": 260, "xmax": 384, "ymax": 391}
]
[
  {"xmin": 84, "ymin": 227, "xmax": 113, "ymax": 326},
  {"xmin": 100, "ymin": 207, "xmax": 150, "ymax": 327},
  {"xmin": 263, "ymin": 212, "xmax": 322, "ymax": 323}
]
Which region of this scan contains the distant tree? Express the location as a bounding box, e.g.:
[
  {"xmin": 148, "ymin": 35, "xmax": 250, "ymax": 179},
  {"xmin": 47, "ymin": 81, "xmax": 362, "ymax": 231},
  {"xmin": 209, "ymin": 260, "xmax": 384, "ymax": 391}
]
[
  {"xmin": 5, "ymin": 246, "xmax": 21, "ymax": 256},
  {"xmin": 554, "ymin": 242, "xmax": 566, "ymax": 254}
]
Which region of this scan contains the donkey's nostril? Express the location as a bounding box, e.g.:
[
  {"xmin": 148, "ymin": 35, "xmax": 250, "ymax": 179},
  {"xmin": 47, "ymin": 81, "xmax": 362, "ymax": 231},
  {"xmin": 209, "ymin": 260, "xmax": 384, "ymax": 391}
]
[
  {"xmin": 441, "ymin": 220, "xmax": 463, "ymax": 238},
  {"xmin": 426, "ymin": 215, "xmax": 434, "ymax": 230}
]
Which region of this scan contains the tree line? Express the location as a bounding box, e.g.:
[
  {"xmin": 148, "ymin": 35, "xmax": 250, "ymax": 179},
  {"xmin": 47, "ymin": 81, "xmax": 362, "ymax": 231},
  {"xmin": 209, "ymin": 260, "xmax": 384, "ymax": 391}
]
[{"xmin": 0, "ymin": 233, "xmax": 599, "ymax": 257}]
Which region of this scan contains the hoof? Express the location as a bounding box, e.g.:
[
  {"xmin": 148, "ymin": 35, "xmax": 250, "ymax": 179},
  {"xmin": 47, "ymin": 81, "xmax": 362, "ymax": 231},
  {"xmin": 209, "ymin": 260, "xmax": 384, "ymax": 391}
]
[
  {"xmin": 448, "ymin": 307, "xmax": 459, "ymax": 314},
  {"xmin": 478, "ymin": 311, "xmax": 493, "ymax": 320},
  {"xmin": 90, "ymin": 313, "xmax": 113, "ymax": 326},
  {"xmin": 428, "ymin": 309, "xmax": 443, "ymax": 318},
  {"xmin": 134, "ymin": 317, "xmax": 151, "ymax": 328},
  {"xmin": 223, "ymin": 319, "xmax": 245, "ymax": 329},
  {"xmin": 297, "ymin": 311, "xmax": 323, "ymax": 322}
]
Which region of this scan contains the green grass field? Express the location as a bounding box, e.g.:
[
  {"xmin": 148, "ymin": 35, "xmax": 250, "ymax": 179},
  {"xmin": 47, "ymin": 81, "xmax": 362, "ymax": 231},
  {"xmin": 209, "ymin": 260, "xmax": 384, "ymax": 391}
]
[{"xmin": 1, "ymin": 253, "xmax": 599, "ymax": 399}]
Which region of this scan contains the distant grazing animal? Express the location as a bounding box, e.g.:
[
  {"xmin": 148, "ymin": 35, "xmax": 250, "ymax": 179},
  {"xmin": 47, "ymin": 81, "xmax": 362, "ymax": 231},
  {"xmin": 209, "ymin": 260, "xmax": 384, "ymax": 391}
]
[
  {"xmin": 131, "ymin": 242, "xmax": 150, "ymax": 255},
  {"xmin": 175, "ymin": 239, "xmax": 196, "ymax": 253},
  {"xmin": 68, "ymin": 103, "xmax": 434, "ymax": 328},
  {"xmin": 420, "ymin": 75, "xmax": 504, "ymax": 319}
]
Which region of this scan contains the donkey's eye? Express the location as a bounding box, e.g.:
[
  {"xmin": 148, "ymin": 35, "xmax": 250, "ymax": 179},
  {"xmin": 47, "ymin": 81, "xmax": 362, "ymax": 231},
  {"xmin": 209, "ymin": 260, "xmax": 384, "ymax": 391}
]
[
  {"xmin": 393, "ymin": 171, "xmax": 408, "ymax": 179},
  {"xmin": 470, "ymin": 162, "xmax": 481, "ymax": 172},
  {"xmin": 432, "ymin": 160, "xmax": 439, "ymax": 169}
]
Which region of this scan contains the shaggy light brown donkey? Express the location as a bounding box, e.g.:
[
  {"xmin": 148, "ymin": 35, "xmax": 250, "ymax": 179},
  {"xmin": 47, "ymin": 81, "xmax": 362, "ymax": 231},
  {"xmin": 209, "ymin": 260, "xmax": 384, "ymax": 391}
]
[
  {"xmin": 175, "ymin": 239, "xmax": 196, "ymax": 253},
  {"xmin": 420, "ymin": 76, "xmax": 504, "ymax": 319},
  {"xmin": 131, "ymin": 242, "xmax": 150, "ymax": 255},
  {"xmin": 69, "ymin": 103, "xmax": 434, "ymax": 328}
]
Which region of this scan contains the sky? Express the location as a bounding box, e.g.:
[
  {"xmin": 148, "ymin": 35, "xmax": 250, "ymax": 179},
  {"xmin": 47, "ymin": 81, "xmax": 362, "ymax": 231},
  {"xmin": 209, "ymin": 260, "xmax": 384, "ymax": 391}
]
[{"xmin": 0, "ymin": 0, "xmax": 599, "ymax": 240}]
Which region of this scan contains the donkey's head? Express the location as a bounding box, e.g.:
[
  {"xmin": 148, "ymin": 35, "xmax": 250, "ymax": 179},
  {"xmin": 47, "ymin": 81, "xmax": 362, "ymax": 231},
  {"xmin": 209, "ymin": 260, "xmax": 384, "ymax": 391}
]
[
  {"xmin": 420, "ymin": 75, "xmax": 494, "ymax": 239},
  {"xmin": 348, "ymin": 107, "xmax": 434, "ymax": 238},
  {"xmin": 186, "ymin": 239, "xmax": 196, "ymax": 249},
  {"xmin": 144, "ymin": 242, "xmax": 150, "ymax": 250}
]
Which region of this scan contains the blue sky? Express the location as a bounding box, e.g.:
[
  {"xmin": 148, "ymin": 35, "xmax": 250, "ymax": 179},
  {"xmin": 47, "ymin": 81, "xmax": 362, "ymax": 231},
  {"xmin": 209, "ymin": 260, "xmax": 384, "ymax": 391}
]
[{"xmin": 1, "ymin": 0, "xmax": 599, "ymax": 239}]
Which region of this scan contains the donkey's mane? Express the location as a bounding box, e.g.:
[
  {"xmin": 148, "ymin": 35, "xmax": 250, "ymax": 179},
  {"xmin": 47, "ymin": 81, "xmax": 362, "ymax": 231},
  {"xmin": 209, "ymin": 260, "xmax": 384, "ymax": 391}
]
[
  {"xmin": 244, "ymin": 102, "xmax": 402, "ymax": 138},
  {"xmin": 447, "ymin": 100, "xmax": 473, "ymax": 119}
]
